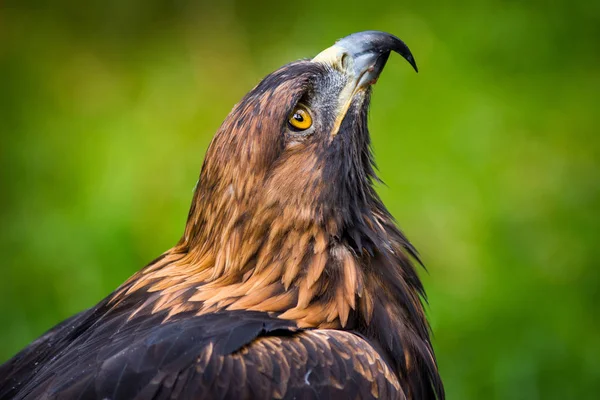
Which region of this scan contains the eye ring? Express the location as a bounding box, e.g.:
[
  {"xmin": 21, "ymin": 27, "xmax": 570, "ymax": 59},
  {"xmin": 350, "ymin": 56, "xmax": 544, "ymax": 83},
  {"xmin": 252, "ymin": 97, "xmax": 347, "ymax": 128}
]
[{"xmin": 288, "ymin": 104, "xmax": 312, "ymax": 131}]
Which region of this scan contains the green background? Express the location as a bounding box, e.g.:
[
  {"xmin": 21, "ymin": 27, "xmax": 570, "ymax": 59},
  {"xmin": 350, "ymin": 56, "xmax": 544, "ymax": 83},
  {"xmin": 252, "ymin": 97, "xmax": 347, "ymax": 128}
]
[{"xmin": 1, "ymin": 1, "xmax": 598, "ymax": 398}]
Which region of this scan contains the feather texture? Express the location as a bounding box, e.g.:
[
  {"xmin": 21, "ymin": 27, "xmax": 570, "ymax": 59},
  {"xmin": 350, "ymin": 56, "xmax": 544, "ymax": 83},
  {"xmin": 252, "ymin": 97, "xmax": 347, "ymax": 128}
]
[{"xmin": 1, "ymin": 38, "xmax": 443, "ymax": 400}]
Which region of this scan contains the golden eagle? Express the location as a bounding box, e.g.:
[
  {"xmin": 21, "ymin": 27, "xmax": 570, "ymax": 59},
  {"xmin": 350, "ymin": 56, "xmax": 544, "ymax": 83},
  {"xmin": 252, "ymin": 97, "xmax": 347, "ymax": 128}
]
[{"xmin": 0, "ymin": 31, "xmax": 444, "ymax": 399}]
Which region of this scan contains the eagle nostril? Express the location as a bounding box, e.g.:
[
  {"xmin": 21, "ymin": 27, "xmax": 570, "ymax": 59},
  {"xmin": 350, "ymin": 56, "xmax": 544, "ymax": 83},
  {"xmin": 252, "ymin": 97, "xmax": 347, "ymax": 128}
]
[{"xmin": 340, "ymin": 53, "xmax": 349, "ymax": 69}]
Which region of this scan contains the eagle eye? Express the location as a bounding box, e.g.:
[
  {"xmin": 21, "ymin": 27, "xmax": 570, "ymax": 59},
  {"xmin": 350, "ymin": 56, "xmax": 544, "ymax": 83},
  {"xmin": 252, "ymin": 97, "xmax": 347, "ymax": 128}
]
[{"xmin": 288, "ymin": 104, "xmax": 312, "ymax": 131}]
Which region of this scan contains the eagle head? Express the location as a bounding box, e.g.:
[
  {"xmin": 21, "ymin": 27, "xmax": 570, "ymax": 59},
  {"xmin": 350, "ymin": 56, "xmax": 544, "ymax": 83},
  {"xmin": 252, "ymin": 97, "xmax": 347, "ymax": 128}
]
[{"xmin": 185, "ymin": 31, "xmax": 418, "ymax": 256}]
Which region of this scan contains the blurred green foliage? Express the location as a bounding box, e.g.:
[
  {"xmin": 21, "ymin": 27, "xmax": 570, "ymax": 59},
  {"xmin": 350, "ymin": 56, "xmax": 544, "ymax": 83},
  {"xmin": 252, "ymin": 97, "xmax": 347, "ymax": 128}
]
[{"xmin": 1, "ymin": 1, "xmax": 599, "ymax": 398}]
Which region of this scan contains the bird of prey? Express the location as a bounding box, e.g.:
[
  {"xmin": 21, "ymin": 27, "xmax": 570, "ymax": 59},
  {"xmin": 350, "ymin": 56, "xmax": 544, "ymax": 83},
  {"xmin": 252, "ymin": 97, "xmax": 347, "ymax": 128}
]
[{"xmin": 0, "ymin": 31, "xmax": 444, "ymax": 400}]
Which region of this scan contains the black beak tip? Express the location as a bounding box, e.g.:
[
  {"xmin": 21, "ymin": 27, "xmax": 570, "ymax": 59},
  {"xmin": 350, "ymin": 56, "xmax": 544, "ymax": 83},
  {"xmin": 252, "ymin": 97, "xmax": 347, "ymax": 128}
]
[{"xmin": 406, "ymin": 54, "xmax": 419, "ymax": 73}]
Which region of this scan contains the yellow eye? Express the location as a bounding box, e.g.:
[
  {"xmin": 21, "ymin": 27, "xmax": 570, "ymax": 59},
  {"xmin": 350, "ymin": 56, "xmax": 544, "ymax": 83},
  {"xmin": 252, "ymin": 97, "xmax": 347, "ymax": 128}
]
[{"xmin": 288, "ymin": 105, "xmax": 312, "ymax": 131}]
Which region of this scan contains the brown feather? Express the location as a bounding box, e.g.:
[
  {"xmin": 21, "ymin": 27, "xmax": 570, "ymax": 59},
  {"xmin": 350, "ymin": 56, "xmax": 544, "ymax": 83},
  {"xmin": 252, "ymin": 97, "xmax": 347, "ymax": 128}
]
[{"xmin": 306, "ymin": 251, "xmax": 327, "ymax": 288}]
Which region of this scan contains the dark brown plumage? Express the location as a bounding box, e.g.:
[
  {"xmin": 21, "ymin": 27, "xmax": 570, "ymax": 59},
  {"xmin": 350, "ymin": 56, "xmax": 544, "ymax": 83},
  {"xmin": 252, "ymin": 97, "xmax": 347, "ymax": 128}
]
[{"xmin": 0, "ymin": 31, "xmax": 444, "ymax": 399}]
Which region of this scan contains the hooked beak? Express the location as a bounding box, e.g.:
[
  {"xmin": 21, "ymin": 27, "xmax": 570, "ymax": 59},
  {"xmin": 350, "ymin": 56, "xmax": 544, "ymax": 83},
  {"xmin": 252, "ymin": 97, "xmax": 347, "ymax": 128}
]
[
  {"xmin": 312, "ymin": 31, "xmax": 418, "ymax": 136},
  {"xmin": 313, "ymin": 30, "xmax": 418, "ymax": 89}
]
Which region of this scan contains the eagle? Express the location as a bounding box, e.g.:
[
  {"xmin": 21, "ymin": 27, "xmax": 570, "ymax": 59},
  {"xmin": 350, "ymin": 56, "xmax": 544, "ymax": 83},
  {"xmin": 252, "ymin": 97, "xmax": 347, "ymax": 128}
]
[{"xmin": 0, "ymin": 31, "xmax": 444, "ymax": 400}]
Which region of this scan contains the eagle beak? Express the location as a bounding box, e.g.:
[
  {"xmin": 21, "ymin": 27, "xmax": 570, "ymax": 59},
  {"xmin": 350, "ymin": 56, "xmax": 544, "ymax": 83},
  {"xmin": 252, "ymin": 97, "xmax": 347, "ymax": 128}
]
[
  {"xmin": 312, "ymin": 31, "xmax": 418, "ymax": 136},
  {"xmin": 313, "ymin": 30, "xmax": 418, "ymax": 90}
]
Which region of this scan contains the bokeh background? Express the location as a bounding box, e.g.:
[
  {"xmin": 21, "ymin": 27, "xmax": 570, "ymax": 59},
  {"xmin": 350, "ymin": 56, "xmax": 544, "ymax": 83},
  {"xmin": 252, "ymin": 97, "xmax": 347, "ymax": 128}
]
[{"xmin": 1, "ymin": 1, "xmax": 598, "ymax": 398}]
